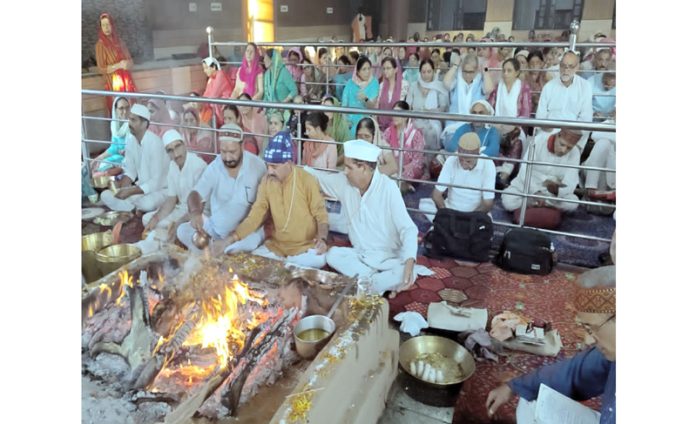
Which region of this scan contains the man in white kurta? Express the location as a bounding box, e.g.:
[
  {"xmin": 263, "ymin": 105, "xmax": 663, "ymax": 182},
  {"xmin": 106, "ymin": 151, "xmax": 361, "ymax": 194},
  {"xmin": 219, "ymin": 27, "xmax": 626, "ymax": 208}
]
[
  {"xmin": 536, "ymin": 51, "xmax": 593, "ymax": 151},
  {"xmin": 502, "ymin": 129, "xmax": 582, "ymax": 213},
  {"xmin": 101, "ymin": 104, "xmax": 169, "ymax": 212},
  {"xmin": 306, "ymin": 140, "xmax": 421, "ymax": 295},
  {"xmin": 583, "ymin": 121, "xmax": 616, "ymax": 193},
  {"xmin": 176, "ymin": 124, "xmax": 267, "ymax": 254},
  {"xmin": 142, "ymin": 129, "xmax": 206, "ymax": 241},
  {"xmin": 420, "ymin": 132, "xmax": 496, "ymax": 222}
]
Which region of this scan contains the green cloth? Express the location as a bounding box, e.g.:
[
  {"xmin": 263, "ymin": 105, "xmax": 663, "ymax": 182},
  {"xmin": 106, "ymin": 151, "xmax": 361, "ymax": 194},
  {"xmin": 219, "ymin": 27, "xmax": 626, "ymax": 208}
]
[{"xmin": 263, "ymin": 51, "xmax": 298, "ymax": 105}]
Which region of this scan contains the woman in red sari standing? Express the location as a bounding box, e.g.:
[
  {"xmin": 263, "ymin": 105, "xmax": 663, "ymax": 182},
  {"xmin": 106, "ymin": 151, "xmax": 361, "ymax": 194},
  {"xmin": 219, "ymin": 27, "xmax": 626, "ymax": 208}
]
[{"xmin": 95, "ymin": 13, "xmax": 137, "ymax": 113}]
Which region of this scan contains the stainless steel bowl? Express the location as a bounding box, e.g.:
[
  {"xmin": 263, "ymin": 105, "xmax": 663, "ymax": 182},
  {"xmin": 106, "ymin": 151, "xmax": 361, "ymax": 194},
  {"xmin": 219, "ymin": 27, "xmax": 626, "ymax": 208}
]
[{"xmin": 293, "ymin": 315, "xmax": 336, "ymax": 360}]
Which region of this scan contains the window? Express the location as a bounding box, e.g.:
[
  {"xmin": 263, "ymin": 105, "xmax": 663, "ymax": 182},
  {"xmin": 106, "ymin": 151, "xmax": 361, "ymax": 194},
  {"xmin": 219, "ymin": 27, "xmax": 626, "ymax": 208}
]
[
  {"xmin": 427, "ymin": 0, "xmax": 487, "ymax": 31},
  {"xmin": 513, "ymin": 0, "xmax": 584, "ymax": 30}
]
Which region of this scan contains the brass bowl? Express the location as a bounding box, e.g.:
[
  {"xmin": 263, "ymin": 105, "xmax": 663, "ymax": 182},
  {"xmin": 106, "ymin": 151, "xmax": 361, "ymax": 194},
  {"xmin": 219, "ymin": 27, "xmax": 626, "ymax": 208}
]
[
  {"xmin": 192, "ymin": 231, "xmax": 211, "ymax": 249},
  {"xmin": 93, "ymin": 211, "xmax": 133, "ymax": 227},
  {"xmin": 95, "ymin": 244, "xmax": 141, "ymax": 276},
  {"xmin": 398, "ymin": 335, "xmax": 475, "ymax": 387},
  {"xmin": 82, "ymin": 231, "xmax": 114, "ymax": 283},
  {"xmin": 92, "ymin": 175, "xmax": 111, "ymax": 189}
]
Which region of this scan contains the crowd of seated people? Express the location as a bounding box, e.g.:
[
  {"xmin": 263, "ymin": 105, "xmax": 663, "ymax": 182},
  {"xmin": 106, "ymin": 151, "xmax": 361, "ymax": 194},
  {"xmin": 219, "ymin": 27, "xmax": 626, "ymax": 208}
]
[{"xmin": 89, "ymin": 28, "xmax": 616, "ymax": 251}]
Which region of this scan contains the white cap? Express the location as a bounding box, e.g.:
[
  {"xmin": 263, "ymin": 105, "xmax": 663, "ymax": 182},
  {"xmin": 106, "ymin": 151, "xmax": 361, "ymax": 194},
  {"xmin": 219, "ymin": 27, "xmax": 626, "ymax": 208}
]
[
  {"xmin": 163, "ymin": 129, "xmax": 184, "ymax": 147},
  {"xmin": 344, "ymin": 139, "xmax": 381, "ymax": 163},
  {"xmin": 130, "ymin": 104, "xmax": 150, "ymax": 121},
  {"xmin": 218, "ymin": 123, "xmax": 243, "ymax": 143},
  {"xmin": 202, "ymin": 56, "xmax": 220, "ymax": 68}
]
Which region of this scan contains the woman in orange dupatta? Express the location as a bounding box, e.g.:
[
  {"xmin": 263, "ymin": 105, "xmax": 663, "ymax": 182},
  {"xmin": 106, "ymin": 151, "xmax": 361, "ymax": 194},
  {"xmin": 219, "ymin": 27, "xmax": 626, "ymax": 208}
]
[
  {"xmin": 95, "ymin": 13, "xmax": 137, "ymax": 113},
  {"xmin": 237, "ymin": 93, "xmax": 269, "ymax": 155},
  {"xmin": 181, "ymin": 107, "xmax": 215, "ymax": 163}
]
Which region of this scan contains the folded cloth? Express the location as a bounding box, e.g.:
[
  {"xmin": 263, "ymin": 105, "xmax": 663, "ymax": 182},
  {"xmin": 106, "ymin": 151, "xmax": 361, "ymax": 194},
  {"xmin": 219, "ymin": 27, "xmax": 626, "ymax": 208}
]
[
  {"xmin": 414, "ymin": 264, "xmax": 435, "ymax": 278},
  {"xmin": 394, "ymin": 311, "xmax": 429, "ymax": 336}
]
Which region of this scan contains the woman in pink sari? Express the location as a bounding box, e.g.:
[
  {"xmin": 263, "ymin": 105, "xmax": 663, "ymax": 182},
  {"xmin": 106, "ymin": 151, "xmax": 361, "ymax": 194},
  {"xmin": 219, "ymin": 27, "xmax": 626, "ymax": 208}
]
[
  {"xmin": 377, "ymin": 57, "xmax": 409, "ymax": 131},
  {"xmin": 181, "ymin": 107, "xmax": 215, "ymax": 163},
  {"xmin": 146, "ymin": 97, "xmax": 176, "ymax": 138},
  {"xmin": 237, "ymin": 93, "xmax": 268, "ymax": 155},
  {"xmin": 286, "ymin": 48, "xmax": 304, "ymax": 83},
  {"xmin": 231, "ymin": 43, "xmax": 264, "ymax": 100},
  {"xmin": 383, "ymin": 100, "xmax": 426, "ymax": 193}
]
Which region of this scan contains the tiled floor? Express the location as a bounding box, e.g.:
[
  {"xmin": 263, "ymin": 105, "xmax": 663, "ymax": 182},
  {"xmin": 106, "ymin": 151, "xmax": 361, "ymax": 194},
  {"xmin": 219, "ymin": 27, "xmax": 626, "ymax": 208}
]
[{"xmin": 378, "ymin": 375, "xmax": 454, "ymax": 424}]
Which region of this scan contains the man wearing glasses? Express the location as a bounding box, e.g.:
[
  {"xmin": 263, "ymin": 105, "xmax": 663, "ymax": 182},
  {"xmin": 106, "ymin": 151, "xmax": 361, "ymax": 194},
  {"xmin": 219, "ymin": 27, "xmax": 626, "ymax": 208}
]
[
  {"xmin": 443, "ymin": 53, "xmax": 495, "ymax": 128},
  {"xmin": 485, "ymin": 264, "xmax": 616, "ymax": 423},
  {"xmin": 536, "ymin": 51, "xmax": 593, "ymax": 152}
]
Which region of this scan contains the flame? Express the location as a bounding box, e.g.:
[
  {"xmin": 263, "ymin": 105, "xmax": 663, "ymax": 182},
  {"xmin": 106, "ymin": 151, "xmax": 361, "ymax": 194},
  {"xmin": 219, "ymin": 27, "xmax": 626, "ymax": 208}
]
[{"xmin": 115, "ymin": 270, "xmax": 134, "ymax": 306}]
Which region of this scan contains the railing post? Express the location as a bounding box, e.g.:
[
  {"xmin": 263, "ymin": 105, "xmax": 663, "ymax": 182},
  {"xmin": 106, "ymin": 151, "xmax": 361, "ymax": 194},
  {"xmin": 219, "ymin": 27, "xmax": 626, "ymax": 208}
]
[
  {"xmin": 398, "ymin": 129, "xmax": 405, "ymax": 188},
  {"xmin": 517, "ymin": 137, "xmax": 537, "ymax": 228},
  {"xmin": 206, "ymin": 26, "xmax": 214, "ymax": 58},
  {"xmin": 81, "ymin": 114, "xmax": 90, "ymax": 166},
  {"xmin": 569, "ymin": 19, "xmax": 580, "ymax": 52},
  {"xmin": 296, "ymin": 113, "xmax": 302, "ymax": 165}
]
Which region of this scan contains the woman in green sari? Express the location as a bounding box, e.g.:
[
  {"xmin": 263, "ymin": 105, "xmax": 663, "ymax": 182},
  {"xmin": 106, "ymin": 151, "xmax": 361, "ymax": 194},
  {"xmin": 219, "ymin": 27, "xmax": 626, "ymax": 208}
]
[
  {"xmin": 263, "ymin": 48, "xmax": 298, "ymax": 121},
  {"xmin": 321, "ymin": 96, "xmax": 351, "ymax": 162}
]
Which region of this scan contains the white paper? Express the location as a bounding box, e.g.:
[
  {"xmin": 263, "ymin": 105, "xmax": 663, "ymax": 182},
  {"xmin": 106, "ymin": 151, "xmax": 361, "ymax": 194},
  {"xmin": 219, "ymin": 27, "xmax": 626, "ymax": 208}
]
[
  {"xmin": 535, "ymin": 384, "xmax": 601, "ymax": 424},
  {"xmin": 427, "ymin": 302, "xmax": 487, "ymax": 332}
]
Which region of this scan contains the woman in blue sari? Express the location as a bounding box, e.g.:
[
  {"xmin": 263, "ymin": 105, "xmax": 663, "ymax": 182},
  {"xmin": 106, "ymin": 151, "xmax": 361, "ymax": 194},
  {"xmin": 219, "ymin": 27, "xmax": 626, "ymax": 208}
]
[
  {"xmin": 341, "ymin": 56, "xmax": 379, "ymax": 136},
  {"xmin": 91, "ymin": 96, "xmax": 130, "ymax": 173}
]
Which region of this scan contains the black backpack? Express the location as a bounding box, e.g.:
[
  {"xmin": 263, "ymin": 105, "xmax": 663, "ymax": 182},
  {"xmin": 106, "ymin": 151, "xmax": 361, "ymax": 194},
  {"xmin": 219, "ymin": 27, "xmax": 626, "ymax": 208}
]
[
  {"xmin": 424, "ymin": 209, "xmax": 493, "ymax": 262},
  {"xmin": 495, "ymin": 228, "xmax": 556, "ymax": 275}
]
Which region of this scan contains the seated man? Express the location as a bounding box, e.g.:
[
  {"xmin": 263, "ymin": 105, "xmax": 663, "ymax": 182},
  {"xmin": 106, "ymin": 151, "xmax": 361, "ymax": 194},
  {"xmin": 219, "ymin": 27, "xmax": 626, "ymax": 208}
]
[
  {"xmin": 582, "ymin": 121, "xmax": 616, "ymax": 214},
  {"xmin": 420, "ymin": 133, "xmax": 495, "ymax": 222},
  {"xmin": 501, "ymin": 129, "xmax": 582, "ymax": 229},
  {"xmin": 486, "ymin": 264, "xmax": 616, "ymax": 424},
  {"xmin": 305, "ymin": 140, "xmax": 422, "ymax": 295},
  {"xmin": 176, "ymin": 124, "xmax": 267, "ymax": 254},
  {"xmin": 101, "ymin": 104, "xmax": 169, "ymax": 213},
  {"xmin": 443, "ymin": 100, "xmax": 500, "ymax": 158},
  {"xmin": 590, "ymin": 69, "xmax": 616, "ymax": 120},
  {"xmin": 225, "ymin": 131, "xmax": 329, "ymax": 268},
  {"xmin": 142, "ymin": 129, "xmax": 206, "ymax": 242}
]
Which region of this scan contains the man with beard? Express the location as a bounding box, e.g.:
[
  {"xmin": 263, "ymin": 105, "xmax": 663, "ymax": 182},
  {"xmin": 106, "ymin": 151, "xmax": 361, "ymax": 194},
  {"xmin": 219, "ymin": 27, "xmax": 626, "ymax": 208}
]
[
  {"xmin": 176, "ymin": 124, "xmax": 267, "ymax": 254},
  {"xmin": 101, "ymin": 104, "xmax": 169, "ymax": 213},
  {"xmin": 142, "ymin": 129, "xmax": 206, "ymax": 242},
  {"xmin": 536, "ymin": 51, "xmax": 593, "ymax": 151},
  {"xmin": 226, "ymin": 130, "xmax": 329, "ymax": 268},
  {"xmin": 501, "ymin": 129, "xmax": 583, "ymax": 229},
  {"xmin": 486, "ymin": 262, "xmax": 616, "ymax": 424}
]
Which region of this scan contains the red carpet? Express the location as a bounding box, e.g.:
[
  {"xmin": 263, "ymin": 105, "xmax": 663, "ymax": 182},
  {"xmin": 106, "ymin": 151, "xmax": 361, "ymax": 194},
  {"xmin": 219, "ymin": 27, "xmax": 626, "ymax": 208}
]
[{"xmin": 386, "ymin": 257, "xmax": 601, "ymax": 424}]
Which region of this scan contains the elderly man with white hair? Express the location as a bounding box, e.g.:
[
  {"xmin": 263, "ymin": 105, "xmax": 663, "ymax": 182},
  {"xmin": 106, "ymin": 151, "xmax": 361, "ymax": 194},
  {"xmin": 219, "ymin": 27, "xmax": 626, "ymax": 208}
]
[
  {"xmin": 142, "ymin": 129, "xmax": 206, "ymax": 241},
  {"xmin": 101, "ymin": 104, "xmax": 169, "ymax": 213},
  {"xmin": 536, "ymin": 51, "xmax": 593, "ymax": 151},
  {"xmin": 305, "ymin": 140, "xmax": 431, "ymax": 296},
  {"xmin": 177, "ymin": 124, "xmax": 267, "ymax": 254},
  {"xmin": 442, "ymin": 52, "xmax": 494, "ymax": 129}
]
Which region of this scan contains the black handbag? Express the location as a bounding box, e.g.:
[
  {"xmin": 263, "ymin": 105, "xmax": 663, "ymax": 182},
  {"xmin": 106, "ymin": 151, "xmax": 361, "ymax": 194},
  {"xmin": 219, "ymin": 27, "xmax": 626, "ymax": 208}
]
[
  {"xmin": 424, "ymin": 208, "xmax": 493, "ymax": 262},
  {"xmin": 495, "ymin": 228, "xmax": 556, "ymax": 275}
]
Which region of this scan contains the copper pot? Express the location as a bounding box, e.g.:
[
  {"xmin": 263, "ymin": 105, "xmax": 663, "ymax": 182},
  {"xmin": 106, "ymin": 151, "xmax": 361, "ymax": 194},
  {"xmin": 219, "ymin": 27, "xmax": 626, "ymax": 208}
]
[{"xmin": 192, "ymin": 231, "xmax": 211, "ymax": 249}]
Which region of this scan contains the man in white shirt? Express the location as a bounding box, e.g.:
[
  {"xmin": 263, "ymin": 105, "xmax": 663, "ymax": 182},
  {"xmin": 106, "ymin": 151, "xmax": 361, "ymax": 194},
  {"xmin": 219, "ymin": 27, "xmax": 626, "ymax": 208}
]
[
  {"xmin": 142, "ymin": 129, "xmax": 206, "ymax": 241},
  {"xmin": 305, "ymin": 140, "xmax": 425, "ymax": 296},
  {"xmin": 536, "ymin": 51, "xmax": 593, "ymax": 151},
  {"xmin": 501, "ymin": 129, "xmax": 582, "ymax": 229},
  {"xmin": 419, "ymin": 133, "xmax": 496, "ymax": 222},
  {"xmin": 176, "ymin": 124, "xmax": 267, "ymax": 254},
  {"xmin": 101, "ymin": 104, "xmax": 169, "ymax": 213}
]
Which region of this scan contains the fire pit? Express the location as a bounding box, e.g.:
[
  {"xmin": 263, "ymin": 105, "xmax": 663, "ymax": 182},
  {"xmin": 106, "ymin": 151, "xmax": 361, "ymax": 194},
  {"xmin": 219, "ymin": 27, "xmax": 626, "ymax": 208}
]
[{"xmin": 82, "ymin": 247, "xmax": 399, "ymax": 424}]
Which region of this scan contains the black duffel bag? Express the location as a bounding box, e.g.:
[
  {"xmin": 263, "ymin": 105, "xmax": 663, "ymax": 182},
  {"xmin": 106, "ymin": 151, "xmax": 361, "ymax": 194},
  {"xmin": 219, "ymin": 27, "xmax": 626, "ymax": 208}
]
[
  {"xmin": 424, "ymin": 208, "xmax": 493, "ymax": 262},
  {"xmin": 495, "ymin": 228, "xmax": 556, "ymax": 275}
]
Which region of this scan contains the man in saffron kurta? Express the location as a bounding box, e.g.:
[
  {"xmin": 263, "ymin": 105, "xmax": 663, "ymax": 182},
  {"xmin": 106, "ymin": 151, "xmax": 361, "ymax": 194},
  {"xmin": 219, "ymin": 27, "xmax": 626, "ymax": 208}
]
[
  {"xmin": 306, "ymin": 140, "xmax": 426, "ymax": 295},
  {"xmin": 227, "ymin": 131, "xmax": 329, "ymax": 268},
  {"xmin": 201, "ymin": 57, "xmax": 233, "ymax": 126},
  {"xmin": 486, "ymin": 265, "xmax": 616, "ymax": 424}
]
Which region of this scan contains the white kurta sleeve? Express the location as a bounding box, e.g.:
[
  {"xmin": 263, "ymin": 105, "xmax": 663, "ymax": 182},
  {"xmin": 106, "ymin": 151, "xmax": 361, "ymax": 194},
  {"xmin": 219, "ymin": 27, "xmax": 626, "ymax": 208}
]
[
  {"xmin": 558, "ymin": 150, "xmax": 581, "ymax": 198},
  {"xmin": 166, "ymin": 164, "xmax": 177, "ymax": 198},
  {"xmin": 390, "ymin": 189, "xmax": 419, "ymax": 261},
  {"xmin": 435, "ymin": 157, "xmax": 455, "ymax": 193},
  {"xmin": 138, "ymin": 138, "xmax": 167, "ymax": 194},
  {"xmin": 193, "ymin": 164, "xmax": 216, "ymax": 202},
  {"xmin": 303, "ymin": 166, "xmax": 347, "ymax": 200},
  {"xmin": 123, "ymin": 137, "xmax": 138, "ymax": 182}
]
